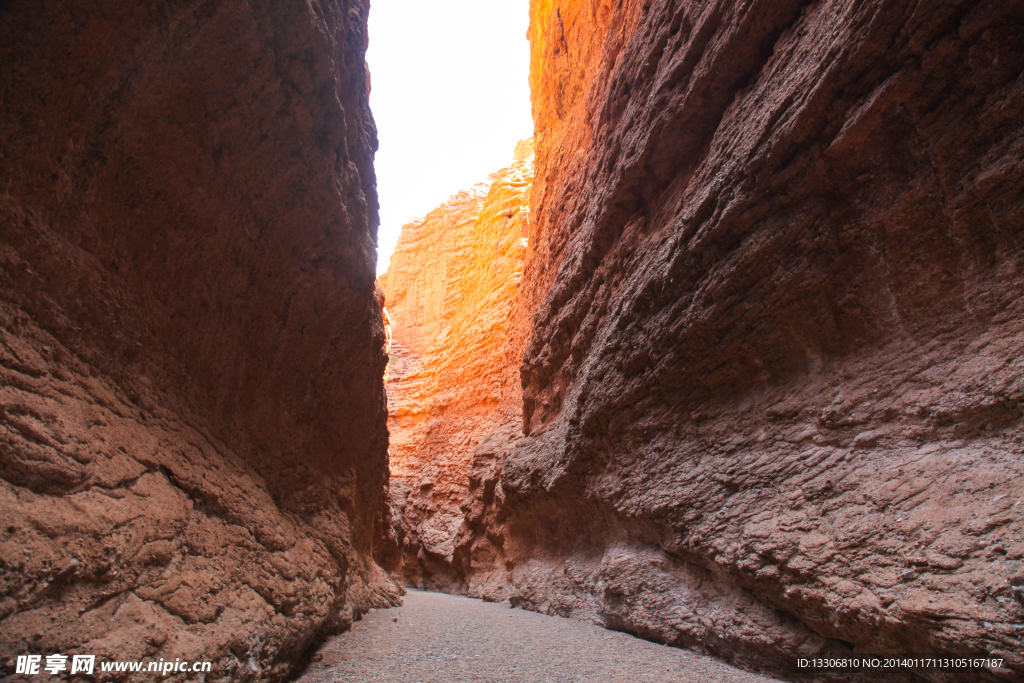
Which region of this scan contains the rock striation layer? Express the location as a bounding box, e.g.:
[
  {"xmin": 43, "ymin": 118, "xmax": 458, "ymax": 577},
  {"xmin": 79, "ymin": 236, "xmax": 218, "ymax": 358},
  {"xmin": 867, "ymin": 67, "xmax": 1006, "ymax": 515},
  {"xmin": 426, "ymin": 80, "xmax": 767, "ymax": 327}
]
[
  {"xmin": 0, "ymin": 0, "xmax": 398, "ymax": 679},
  {"xmin": 380, "ymin": 142, "xmax": 533, "ymax": 589},
  {"xmin": 399, "ymin": 0, "xmax": 1024, "ymax": 680}
]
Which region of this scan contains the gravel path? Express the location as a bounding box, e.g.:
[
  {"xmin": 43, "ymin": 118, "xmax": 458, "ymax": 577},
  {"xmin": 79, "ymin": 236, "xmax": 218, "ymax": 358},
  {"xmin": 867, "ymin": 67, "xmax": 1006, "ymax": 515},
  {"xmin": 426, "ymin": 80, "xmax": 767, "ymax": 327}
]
[{"xmin": 296, "ymin": 589, "xmax": 783, "ymax": 683}]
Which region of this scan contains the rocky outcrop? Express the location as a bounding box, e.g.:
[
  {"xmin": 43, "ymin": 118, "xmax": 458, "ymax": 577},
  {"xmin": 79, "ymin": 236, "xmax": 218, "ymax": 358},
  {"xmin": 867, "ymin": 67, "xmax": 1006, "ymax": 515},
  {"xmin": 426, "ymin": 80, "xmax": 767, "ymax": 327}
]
[
  {"xmin": 0, "ymin": 0, "xmax": 398, "ymax": 679},
  {"xmin": 380, "ymin": 142, "xmax": 533, "ymax": 589},
  {"xmin": 410, "ymin": 0, "xmax": 1024, "ymax": 680}
]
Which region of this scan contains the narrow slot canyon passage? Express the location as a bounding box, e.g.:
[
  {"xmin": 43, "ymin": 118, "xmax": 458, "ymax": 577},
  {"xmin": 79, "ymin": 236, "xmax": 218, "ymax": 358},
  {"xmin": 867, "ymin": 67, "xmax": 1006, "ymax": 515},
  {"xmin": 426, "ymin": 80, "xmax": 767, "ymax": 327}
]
[
  {"xmin": 371, "ymin": 0, "xmax": 1024, "ymax": 680},
  {"xmin": 1, "ymin": 0, "xmax": 1022, "ymax": 682}
]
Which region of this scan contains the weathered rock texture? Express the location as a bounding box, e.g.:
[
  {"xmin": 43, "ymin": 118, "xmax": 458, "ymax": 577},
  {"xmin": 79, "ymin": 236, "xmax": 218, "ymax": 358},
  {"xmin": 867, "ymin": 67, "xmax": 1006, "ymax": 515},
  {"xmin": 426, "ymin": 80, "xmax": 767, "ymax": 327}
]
[
  {"xmin": 380, "ymin": 142, "xmax": 533, "ymax": 589},
  {"xmin": 0, "ymin": 0, "xmax": 398, "ymax": 679},
  {"xmin": 398, "ymin": 0, "xmax": 1024, "ymax": 680}
]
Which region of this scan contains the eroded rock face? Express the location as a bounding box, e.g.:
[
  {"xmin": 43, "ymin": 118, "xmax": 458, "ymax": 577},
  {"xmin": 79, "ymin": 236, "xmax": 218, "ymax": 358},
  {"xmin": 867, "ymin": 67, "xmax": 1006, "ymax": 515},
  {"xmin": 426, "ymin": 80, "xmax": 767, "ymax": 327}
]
[
  {"xmin": 0, "ymin": 0, "xmax": 398, "ymax": 679},
  {"xmin": 380, "ymin": 142, "xmax": 533, "ymax": 590},
  {"xmin": 426, "ymin": 0, "xmax": 1024, "ymax": 679}
]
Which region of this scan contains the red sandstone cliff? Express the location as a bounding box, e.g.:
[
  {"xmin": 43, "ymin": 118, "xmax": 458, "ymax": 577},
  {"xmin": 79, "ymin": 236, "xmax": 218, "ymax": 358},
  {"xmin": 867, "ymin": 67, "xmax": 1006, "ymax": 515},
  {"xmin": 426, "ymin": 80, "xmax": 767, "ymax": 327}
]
[
  {"xmin": 0, "ymin": 0, "xmax": 397, "ymax": 679},
  {"xmin": 380, "ymin": 142, "xmax": 533, "ymax": 589},
  {"xmin": 405, "ymin": 0, "xmax": 1024, "ymax": 680}
]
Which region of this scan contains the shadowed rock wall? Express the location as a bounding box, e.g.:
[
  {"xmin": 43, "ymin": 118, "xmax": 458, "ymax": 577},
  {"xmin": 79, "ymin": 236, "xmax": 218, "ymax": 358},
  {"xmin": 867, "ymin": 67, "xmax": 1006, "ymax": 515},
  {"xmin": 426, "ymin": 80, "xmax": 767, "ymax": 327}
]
[
  {"xmin": 418, "ymin": 0, "xmax": 1024, "ymax": 680},
  {"xmin": 0, "ymin": 0, "xmax": 398, "ymax": 679}
]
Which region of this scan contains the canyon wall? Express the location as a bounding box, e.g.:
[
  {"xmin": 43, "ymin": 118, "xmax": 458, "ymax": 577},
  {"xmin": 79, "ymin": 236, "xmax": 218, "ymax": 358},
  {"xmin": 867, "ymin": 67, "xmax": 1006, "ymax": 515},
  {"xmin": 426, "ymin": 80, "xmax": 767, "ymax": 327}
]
[
  {"xmin": 399, "ymin": 0, "xmax": 1024, "ymax": 680},
  {"xmin": 380, "ymin": 142, "xmax": 533, "ymax": 589},
  {"xmin": 0, "ymin": 0, "xmax": 398, "ymax": 680}
]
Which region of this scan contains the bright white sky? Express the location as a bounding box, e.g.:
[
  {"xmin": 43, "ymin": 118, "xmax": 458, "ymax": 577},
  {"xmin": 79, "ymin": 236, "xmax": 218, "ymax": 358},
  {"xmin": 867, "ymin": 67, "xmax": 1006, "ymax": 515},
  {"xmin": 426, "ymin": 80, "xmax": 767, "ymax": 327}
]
[{"xmin": 366, "ymin": 0, "xmax": 534, "ymax": 274}]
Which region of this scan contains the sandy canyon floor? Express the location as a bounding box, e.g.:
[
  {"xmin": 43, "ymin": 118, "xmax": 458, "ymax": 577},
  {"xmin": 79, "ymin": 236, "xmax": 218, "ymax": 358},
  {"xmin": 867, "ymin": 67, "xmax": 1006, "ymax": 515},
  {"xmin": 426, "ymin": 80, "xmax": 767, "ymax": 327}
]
[{"xmin": 297, "ymin": 590, "xmax": 780, "ymax": 683}]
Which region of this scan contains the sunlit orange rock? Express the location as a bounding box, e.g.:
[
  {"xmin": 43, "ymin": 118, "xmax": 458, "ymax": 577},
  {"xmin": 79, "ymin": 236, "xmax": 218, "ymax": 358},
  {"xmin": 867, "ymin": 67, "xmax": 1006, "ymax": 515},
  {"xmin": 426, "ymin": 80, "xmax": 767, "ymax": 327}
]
[
  {"xmin": 381, "ymin": 141, "xmax": 533, "ymax": 587},
  {"xmin": 450, "ymin": 0, "xmax": 1024, "ymax": 679}
]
